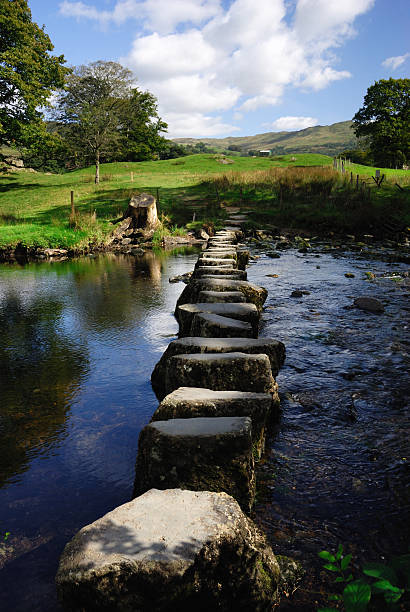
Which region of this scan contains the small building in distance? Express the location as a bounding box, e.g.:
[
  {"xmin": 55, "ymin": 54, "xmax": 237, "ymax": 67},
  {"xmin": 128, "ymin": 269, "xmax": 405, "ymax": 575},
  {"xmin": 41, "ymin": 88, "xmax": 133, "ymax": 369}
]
[{"xmin": 258, "ymin": 150, "xmax": 271, "ymax": 157}]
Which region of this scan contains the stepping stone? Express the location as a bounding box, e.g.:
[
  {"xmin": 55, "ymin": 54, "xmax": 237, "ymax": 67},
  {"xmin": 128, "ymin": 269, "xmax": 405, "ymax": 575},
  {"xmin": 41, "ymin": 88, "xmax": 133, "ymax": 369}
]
[
  {"xmin": 236, "ymin": 249, "xmax": 250, "ymax": 270},
  {"xmin": 195, "ymin": 258, "xmax": 234, "ymax": 268},
  {"xmin": 198, "ymin": 290, "xmax": 246, "ymax": 303},
  {"xmin": 177, "ymin": 302, "xmax": 259, "ymax": 337},
  {"xmin": 134, "ymin": 416, "xmax": 255, "ymax": 513},
  {"xmin": 175, "ymin": 279, "xmax": 267, "ymax": 313},
  {"xmin": 152, "ymin": 387, "xmax": 272, "ymax": 458},
  {"xmin": 151, "ymin": 336, "xmax": 285, "ymax": 399},
  {"xmin": 202, "ymin": 250, "xmax": 237, "ymax": 260},
  {"xmin": 56, "ymin": 489, "xmax": 281, "ymax": 611},
  {"xmin": 164, "ymin": 352, "xmax": 276, "ymax": 398},
  {"xmin": 190, "ymin": 313, "xmax": 254, "ymax": 338},
  {"xmin": 193, "ymin": 268, "xmax": 247, "ymax": 280}
]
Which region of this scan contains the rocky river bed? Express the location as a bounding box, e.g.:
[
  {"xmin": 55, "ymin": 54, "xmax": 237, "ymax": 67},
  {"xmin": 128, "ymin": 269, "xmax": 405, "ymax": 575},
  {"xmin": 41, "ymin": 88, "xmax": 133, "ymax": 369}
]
[{"xmin": 246, "ymin": 236, "xmax": 409, "ymax": 610}]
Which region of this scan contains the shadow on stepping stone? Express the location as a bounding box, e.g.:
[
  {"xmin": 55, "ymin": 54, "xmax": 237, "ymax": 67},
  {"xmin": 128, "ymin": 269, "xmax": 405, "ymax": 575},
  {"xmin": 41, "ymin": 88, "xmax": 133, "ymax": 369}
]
[{"xmin": 56, "ymin": 489, "xmax": 281, "ymax": 612}]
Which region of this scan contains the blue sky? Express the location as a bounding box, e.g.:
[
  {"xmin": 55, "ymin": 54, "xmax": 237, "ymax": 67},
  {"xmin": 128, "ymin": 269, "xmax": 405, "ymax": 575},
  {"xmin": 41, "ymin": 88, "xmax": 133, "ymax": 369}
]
[{"xmin": 28, "ymin": 0, "xmax": 409, "ymax": 138}]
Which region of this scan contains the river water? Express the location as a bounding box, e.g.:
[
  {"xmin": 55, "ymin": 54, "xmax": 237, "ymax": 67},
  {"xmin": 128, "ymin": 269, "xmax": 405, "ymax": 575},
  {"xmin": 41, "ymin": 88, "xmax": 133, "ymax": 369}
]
[{"xmin": 0, "ymin": 245, "xmax": 408, "ymax": 610}]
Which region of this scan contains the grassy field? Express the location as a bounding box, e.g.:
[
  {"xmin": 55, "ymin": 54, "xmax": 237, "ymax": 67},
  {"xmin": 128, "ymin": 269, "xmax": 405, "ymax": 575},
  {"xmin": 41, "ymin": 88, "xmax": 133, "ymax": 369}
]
[{"xmin": 0, "ymin": 153, "xmax": 409, "ymax": 249}]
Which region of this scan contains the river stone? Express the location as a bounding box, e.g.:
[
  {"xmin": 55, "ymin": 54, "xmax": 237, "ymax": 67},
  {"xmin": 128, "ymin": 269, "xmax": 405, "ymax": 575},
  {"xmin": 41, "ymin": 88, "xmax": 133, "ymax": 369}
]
[
  {"xmin": 190, "ymin": 313, "xmax": 254, "ymax": 339},
  {"xmin": 202, "ymin": 252, "xmax": 237, "ymax": 261},
  {"xmin": 151, "ymin": 337, "xmax": 285, "ymax": 400},
  {"xmin": 236, "ymin": 249, "xmax": 250, "ymax": 270},
  {"xmin": 151, "ymin": 387, "xmax": 272, "ymax": 458},
  {"xmin": 195, "ymin": 258, "xmax": 235, "ymax": 268},
  {"xmin": 198, "ymin": 290, "xmax": 246, "ymax": 303},
  {"xmin": 175, "ymin": 279, "xmax": 268, "ymax": 313},
  {"xmin": 134, "ymin": 417, "xmax": 255, "ymax": 512},
  {"xmin": 164, "ymin": 353, "xmax": 276, "ymax": 399},
  {"xmin": 56, "ymin": 488, "xmax": 281, "ymax": 611},
  {"xmin": 193, "ymin": 268, "xmax": 247, "ymax": 280},
  {"xmin": 353, "ymin": 296, "xmax": 385, "ymax": 313},
  {"xmin": 177, "ymin": 303, "xmax": 259, "ymax": 337}
]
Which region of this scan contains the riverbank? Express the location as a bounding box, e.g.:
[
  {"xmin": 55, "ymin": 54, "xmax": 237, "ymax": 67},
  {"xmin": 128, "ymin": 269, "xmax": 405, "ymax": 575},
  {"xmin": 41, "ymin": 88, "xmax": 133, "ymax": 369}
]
[{"xmin": 1, "ymin": 155, "xmax": 409, "ymax": 255}]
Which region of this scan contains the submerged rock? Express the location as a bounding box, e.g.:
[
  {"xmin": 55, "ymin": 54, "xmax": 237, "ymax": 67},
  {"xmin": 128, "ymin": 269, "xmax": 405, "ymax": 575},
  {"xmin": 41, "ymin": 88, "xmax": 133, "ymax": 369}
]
[
  {"xmin": 56, "ymin": 489, "xmax": 281, "ymax": 611},
  {"xmin": 353, "ymin": 296, "xmax": 385, "ymax": 313}
]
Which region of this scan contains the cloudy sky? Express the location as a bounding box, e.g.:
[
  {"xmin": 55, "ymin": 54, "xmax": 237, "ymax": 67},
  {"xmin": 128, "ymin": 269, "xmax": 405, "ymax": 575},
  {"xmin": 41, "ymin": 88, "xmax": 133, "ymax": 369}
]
[{"xmin": 29, "ymin": 0, "xmax": 409, "ymax": 138}]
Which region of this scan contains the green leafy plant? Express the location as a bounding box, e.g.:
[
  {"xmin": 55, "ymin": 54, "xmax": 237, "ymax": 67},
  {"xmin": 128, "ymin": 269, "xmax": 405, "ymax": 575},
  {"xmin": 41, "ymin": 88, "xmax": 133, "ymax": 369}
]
[
  {"xmin": 318, "ymin": 546, "xmax": 408, "ymax": 612},
  {"xmin": 3, "ymin": 532, "xmax": 10, "ymax": 541}
]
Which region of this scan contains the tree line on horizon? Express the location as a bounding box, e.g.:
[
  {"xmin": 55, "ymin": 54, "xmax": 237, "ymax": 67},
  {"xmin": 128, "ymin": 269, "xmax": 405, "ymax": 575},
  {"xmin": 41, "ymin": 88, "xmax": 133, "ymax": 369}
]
[{"xmin": 1, "ymin": 0, "xmax": 409, "ymax": 182}]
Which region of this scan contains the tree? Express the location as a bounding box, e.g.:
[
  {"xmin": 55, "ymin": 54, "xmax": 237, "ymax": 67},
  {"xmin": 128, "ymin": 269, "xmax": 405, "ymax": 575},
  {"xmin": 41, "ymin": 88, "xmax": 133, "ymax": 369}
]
[
  {"xmin": 0, "ymin": 0, "xmax": 68, "ymax": 145},
  {"xmin": 352, "ymin": 78, "xmax": 409, "ymax": 168},
  {"xmin": 55, "ymin": 61, "xmax": 133, "ymax": 183},
  {"xmin": 55, "ymin": 61, "xmax": 168, "ymax": 182},
  {"xmin": 119, "ymin": 89, "xmax": 168, "ymax": 161}
]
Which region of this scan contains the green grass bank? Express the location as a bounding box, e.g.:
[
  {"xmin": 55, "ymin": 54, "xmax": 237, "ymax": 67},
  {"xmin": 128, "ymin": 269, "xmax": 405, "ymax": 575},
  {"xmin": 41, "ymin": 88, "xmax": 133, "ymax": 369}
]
[{"xmin": 0, "ymin": 153, "xmax": 409, "ymax": 250}]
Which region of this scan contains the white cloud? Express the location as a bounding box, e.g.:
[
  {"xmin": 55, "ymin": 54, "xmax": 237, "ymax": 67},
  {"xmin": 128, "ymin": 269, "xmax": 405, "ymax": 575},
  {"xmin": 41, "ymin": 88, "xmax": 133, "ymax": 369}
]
[
  {"xmin": 268, "ymin": 116, "xmax": 319, "ymax": 131},
  {"xmin": 60, "ymin": 0, "xmax": 376, "ymax": 136},
  {"xmin": 165, "ymin": 112, "xmax": 240, "ymax": 138},
  {"xmin": 59, "ymin": 0, "xmax": 221, "ymax": 31},
  {"xmin": 382, "ymin": 53, "xmax": 410, "ymax": 70}
]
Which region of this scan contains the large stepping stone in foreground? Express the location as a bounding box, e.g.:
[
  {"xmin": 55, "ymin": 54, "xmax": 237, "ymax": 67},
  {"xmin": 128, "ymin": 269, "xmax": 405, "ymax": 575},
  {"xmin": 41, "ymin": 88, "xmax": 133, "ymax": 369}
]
[
  {"xmin": 193, "ymin": 268, "xmax": 247, "ymax": 280},
  {"xmin": 56, "ymin": 489, "xmax": 281, "ymax": 611},
  {"xmin": 134, "ymin": 417, "xmax": 255, "ymax": 512},
  {"xmin": 175, "ymin": 279, "xmax": 267, "ymax": 314},
  {"xmin": 152, "ymin": 387, "xmax": 272, "ymax": 458},
  {"xmin": 151, "ymin": 336, "xmax": 285, "ymax": 400},
  {"xmin": 177, "ymin": 302, "xmax": 259, "ymax": 337},
  {"xmin": 198, "ymin": 290, "xmax": 246, "ymax": 303},
  {"xmin": 190, "ymin": 313, "xmax": 254, "ymax": 339},
  {"xmin": 164, "ymin": 352, "xmax": 276, "ymax": 398}
]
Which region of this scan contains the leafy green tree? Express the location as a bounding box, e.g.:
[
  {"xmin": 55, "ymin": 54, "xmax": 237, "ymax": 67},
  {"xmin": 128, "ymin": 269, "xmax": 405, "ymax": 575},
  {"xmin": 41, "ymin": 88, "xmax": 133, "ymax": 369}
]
[
  {"xmin": 55, "ymin": 61, "xmax": 134, "ymax": 183},
  {"xmin": 119, "ymin": 89, "xmax": 168, "ymax": 161},
  {"xmin": 0, "ymin": 0, "xmax": 68, "ymax": 145},
  {"xmin": 352, "ymin": 78, "xmax": 409, "ymax": 168},
  {"xmin": 55, "ymin": 61, "xmax": 167, "ymax": 181}
]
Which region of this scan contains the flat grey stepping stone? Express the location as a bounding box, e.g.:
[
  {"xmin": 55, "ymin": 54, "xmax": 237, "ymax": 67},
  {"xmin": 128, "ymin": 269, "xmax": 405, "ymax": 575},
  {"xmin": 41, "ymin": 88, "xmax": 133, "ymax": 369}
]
[
  {"xmin": 56, "ymin": 489, "xmax": 281, "ymax": 611},
  {"xmin": 165, "ymin": 352, "xmax": 276, "ymax": 398},
  {"xmin": 190, "ymin": 313, "xmax": 254, "ymax": 338},
  {"xmin": 177, "ymin": 302, "xmax": 259, "ymax": 336},
  {"xmin": 225, "ymin": 220, "xmax": 243, "ymax": 226},
  {"xmin": 151, "ymin": 336, "xmax": 285, "ymax": 400},
  {"xmin": 229, "ymin": 215, "xmax": 248, "ymax": 220},
  {"xmin": 152, "ymin": 387, "xmax": 271, "ymax": 458},
  {"xmin": 193, "ymin": 268, "xmax": 247, "ymax": 280},
  {"xmin": 195, "ymin": 258, "xmax": 235, "ymax": 268},
  {"xmin": 175, "ymin": 279, "xmax": 267, "ymax": 313},
  {"xmin": 134, "ymin": 416, "xmax": 255, "ymax": 512},
  {"xmin": 202, "ymin": 250, "xmax": 237, "ymax": 259},
  {"xmin": 198, "ymin": 274, "xmax": 248, "ymax": 282},
  {"xmin": 198, "ymin": 290, "xmax": 246, "ymax": 303}
]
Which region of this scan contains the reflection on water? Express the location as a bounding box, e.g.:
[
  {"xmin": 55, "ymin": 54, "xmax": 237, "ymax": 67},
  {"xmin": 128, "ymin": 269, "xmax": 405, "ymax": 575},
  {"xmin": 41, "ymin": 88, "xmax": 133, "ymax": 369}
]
[{"xmin": 0, "ymin": 249, "xmax": 199, "ymax": 611}]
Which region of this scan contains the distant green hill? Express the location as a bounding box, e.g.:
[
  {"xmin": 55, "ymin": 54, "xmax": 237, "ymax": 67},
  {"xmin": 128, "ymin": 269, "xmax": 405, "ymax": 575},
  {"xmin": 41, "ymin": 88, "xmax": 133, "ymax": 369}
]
[{"xmin": 173, "ymin": 120, "xmax": 357, "ymax": 157}]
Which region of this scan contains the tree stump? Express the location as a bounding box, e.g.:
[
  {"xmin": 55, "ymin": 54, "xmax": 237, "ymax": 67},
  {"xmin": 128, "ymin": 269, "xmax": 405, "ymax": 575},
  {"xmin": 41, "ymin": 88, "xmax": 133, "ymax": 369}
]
[{"xmin": 123, "ymin": 192, "xmax": 158, "ymax": 229}]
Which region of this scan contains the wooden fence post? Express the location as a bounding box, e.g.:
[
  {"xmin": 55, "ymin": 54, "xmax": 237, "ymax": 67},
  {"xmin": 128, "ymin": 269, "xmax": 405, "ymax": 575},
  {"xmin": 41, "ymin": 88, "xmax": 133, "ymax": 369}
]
[{"xmin": 70, "ymin": 190, "xmax": 75, "ymax": 216}]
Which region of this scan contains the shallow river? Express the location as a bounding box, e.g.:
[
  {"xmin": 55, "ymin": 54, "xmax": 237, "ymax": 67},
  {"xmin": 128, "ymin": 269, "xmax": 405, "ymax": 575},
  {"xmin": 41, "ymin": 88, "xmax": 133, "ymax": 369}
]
[{"xmin": 0, "ymin": 244, "xmax": 408, "ymax": 610}]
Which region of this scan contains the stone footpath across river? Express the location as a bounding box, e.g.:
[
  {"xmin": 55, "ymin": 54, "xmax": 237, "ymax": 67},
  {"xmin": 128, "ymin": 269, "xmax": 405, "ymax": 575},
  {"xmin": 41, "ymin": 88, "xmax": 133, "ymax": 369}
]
[{"xmin": 56, "ymin": 220, "xmax": 295, "ymax": 610}]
